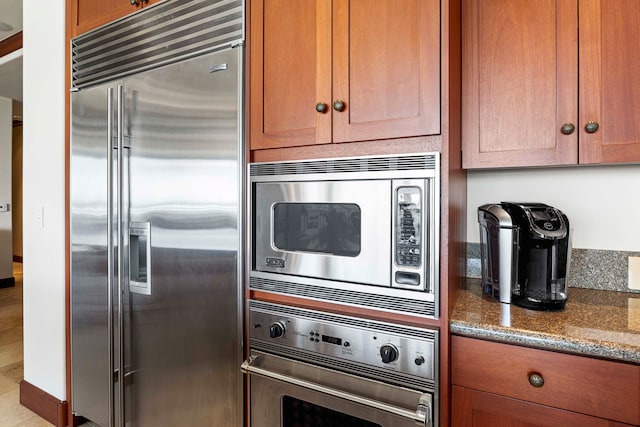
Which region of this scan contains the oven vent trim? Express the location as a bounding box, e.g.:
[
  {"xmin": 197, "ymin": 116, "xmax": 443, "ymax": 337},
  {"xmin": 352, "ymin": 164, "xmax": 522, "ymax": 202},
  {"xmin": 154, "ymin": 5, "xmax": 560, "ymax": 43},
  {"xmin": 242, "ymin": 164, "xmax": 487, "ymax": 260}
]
[
  {"xmin": 250, "ymin": 339, "xmax": 436, "ymax": 391},
  {"xmin": 250, "ymin": 153, "xmax": 438, "ymax": 177},
  {"xmin": 250, "ymin": 277, "xmax": 436, "ymax": 318},
  {"xmin": 71, "ymin": 0, "xmax": 244, "ymax": 89},
  {"xmin": 249, "ymin": 300, "xmax": 437, "ymax": 340}
]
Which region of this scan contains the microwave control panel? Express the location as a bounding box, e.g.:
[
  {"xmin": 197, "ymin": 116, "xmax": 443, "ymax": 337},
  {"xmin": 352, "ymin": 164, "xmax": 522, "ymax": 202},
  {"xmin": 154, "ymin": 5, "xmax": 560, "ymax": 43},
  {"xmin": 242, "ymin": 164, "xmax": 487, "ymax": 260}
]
[
  {"xmin": 396, "ymin": 186, "xmax": 422, "ymax": 268},
  {"xmin": 392, "ymin": 179, "xmax": 435, "ymax": 292}
]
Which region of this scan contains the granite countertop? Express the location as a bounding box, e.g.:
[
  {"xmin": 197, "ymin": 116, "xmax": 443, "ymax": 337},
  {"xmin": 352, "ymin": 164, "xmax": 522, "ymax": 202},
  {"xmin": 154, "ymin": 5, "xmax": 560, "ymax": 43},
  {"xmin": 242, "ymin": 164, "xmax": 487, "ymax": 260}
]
[{"xmin": 450, "ymin": 279, "xmax": 640, "ymax": 364}]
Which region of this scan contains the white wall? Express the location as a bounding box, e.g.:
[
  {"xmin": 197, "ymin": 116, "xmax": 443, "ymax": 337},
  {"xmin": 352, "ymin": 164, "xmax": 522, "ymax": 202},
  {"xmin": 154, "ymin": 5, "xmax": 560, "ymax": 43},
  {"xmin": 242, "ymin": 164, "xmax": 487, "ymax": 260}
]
[
  {"xmin": 22, "ymin": 0, "xmax": 67, "ymax": 400},
  {"xmin": 467, "ymin": 165, "xmax": 640, "ymax": 251},
  {"xmin": 0, "ymin": 97, "xmax": 12, "ymax": 280}
]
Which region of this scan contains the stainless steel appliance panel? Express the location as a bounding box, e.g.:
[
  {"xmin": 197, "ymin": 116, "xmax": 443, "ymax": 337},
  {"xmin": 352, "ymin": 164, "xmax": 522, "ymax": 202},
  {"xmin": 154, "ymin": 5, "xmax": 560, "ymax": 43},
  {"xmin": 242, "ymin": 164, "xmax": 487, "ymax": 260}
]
[
  {"xmin": 249, "ymin": 153, "xmax": 440, "ymax": 318},
  {"xmin": 248, "ymin": 307, "xmax": 435, "ymax": 381},
  {"xmin": 121, "ymin": 47, "xmax": 242, "ymax": 427},
  {"xmin": 244, "ymin": 301, "xmax": 438, "ymax": 426},
  {"xmin": 254, "ymin": 180, "xmax": 391, "ymax": 286},
  {"xmin": 70, "ymin": 82, "xmax": 117, "ymax": 427},
  {"xmin": 245, "ymin": 351, "xmax": 432, "ymax": 427},
  {"xmin": 71, "ymin": 46, "xmax": 244, "ymax": 427},
  {"xmin": 392, "ymin": 178, "xmax": 435, "ymax": 292}
]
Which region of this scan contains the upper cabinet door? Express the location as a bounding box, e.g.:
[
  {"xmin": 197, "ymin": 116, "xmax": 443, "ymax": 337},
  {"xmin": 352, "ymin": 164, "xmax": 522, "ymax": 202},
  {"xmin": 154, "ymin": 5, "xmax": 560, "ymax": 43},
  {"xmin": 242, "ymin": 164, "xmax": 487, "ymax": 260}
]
[
  {"xmin": 250, "ymin": 0, "xmax": 332, "ymax": 150},
  {"xmin": 250, "ymin": 0, "xmax": 441, "ymax": 151},
  {"xmin": 462, "ymin": 0, "xmax": 579, "ymax": 168},
  {"xmin": 72, "ymin": 0, "xmax": 161, "ymax": 36},
  {"xmin": 579, "ymin": 0, "xmax": 640, "ymax": 164},
  {"xmin": 331, "ymin": 0, "xmax": 441, "ymax": 143}
]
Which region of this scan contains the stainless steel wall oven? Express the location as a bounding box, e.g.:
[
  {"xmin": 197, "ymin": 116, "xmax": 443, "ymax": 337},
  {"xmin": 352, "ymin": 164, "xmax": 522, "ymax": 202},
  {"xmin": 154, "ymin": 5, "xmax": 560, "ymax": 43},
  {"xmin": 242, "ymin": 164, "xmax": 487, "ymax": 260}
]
[
  {"xmin": 249, "ymin": 152, "xmax": 440, "ymax": 318},
  {"xmin": 242, "ymin": 301, "xmax": 438, "ymax": 427}
]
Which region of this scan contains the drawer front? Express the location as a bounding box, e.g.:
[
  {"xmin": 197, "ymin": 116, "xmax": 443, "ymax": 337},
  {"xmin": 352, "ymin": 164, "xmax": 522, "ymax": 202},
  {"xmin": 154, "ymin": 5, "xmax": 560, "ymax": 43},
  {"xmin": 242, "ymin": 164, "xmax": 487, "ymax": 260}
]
[{"xmin": 451, "ymin": 336, "xmax": 640, "ymax": 425}]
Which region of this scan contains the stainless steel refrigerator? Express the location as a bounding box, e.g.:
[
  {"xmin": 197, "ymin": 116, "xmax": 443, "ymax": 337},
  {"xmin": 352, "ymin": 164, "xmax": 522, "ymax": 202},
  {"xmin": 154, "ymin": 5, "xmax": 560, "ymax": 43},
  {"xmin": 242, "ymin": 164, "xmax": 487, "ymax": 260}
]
[{"xmin": 70, "ymin": 2, "xmax": 244, "ymax": 426}]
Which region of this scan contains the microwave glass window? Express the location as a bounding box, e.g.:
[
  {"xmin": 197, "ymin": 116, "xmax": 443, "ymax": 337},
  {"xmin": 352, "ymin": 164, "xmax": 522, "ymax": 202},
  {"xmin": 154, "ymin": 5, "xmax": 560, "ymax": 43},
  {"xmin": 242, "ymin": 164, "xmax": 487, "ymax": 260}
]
[
  {"xmin": 282, "ymin": 396, "xmax": 381, "ymax": 427},
  {"xmin": 396, "ymin": 187, "xmax": 422, "ymax": 267},
  {"xmin": 273, "ymin": 203, "xmax": 361, "ymax": 257}
]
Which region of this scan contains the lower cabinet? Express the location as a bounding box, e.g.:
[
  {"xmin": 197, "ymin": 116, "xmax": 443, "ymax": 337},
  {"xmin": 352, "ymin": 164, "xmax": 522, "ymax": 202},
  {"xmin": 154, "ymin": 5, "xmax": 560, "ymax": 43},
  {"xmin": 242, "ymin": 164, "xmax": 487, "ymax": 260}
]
[
  {"xmin": 450, "ymin": 335, "xmax": 640, "ymax": 426},
  {"xmin": 452, "ymin": 386, "xmax": 632, "ymax": 427}
]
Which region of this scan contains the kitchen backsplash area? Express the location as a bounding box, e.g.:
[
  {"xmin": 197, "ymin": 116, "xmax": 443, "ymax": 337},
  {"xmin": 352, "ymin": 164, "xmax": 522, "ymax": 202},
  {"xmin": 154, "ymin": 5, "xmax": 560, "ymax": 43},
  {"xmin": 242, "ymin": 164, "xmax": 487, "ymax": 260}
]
[{"xmin": 466, "ymin": 243, "xmax": 640, "ymax": 294}]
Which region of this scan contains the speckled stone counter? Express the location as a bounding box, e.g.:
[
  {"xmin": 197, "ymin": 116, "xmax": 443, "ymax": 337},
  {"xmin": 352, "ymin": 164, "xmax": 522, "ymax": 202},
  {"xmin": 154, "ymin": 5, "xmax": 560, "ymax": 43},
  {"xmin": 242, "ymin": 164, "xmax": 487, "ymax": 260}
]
[{"xmin": 450, "ymin": 279, "xmax": 640, "ymax": 364}]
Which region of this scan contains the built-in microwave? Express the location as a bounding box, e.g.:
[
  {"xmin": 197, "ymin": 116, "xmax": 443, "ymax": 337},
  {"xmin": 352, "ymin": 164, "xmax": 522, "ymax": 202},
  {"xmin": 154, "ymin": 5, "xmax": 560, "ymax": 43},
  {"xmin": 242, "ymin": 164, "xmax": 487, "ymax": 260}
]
[{"xmin": 249, "ymin": 153, "xmax": 440, "ymax": 318}]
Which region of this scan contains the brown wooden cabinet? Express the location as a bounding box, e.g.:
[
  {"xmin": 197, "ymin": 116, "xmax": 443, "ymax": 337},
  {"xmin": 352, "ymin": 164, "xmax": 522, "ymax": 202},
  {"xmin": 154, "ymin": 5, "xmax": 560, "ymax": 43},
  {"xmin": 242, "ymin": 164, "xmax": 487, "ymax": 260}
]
[
  {"xmin": 70, "ymin": 0, "xmax": 161, "ymax": 36},
  {"xmin": 462, "ymin": 0, "xmax": 640, "ymax": 168},
  {"xmin": 248, "ymin": 2, "xmax": 467, "ymax": 425},
  {"xmin": 452, "ymin": 386, "xmax": 633, "ymax": 427},
  {"xmin": 250, "ymin": 0, "xmax": 441, "ymax": 150},
  {"xmin": 451, "ymin": 335, "xmax": 640, "ymax": 426}
]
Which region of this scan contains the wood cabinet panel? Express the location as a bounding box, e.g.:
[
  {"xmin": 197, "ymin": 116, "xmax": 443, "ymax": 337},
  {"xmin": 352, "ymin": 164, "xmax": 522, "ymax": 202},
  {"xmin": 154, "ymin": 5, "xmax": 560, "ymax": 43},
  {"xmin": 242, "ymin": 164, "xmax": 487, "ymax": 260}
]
[
  {"xmin": 332, "ymin": 0, "xmax": 440, "ymax": 143},
  {"xmin": 74, "ymin": 0, "xmax": 140, "ymax": 35},
  {"xmin": 579, "ymin": 0, "xmax": 640, "ymax": 163},
  {"xmin": 452, "ymin": 386, "xmax": 633, "ymax": 427},
  {"xmin": 463, "ymin": 0, "xmax": 640, "ymax": 167},
  {"xmin": 72, "ymin": 0, "xmax": 162, "ymax": 36},
  {"xmin": 462, "ymin": 0, "xmax": 578, "ymax": 168},
  {"xmin": 250, "ymin": 0, "xmax": 441, "ymax": 150},
  {"xmin": 250, "ymin": 0, "xmax": 332, "ymax": 149},
  {"xmin": 451, "ymin": 336, "xmax": 640, "ymax": 425}
]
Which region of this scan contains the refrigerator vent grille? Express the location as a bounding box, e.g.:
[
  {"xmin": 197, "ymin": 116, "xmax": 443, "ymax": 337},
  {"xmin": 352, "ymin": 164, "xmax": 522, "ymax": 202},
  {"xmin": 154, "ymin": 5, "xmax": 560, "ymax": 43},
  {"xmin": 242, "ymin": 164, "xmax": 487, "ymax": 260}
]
[
  {"xmin": 249, "ymin": 277, "xmax": 436, "ymax": 318},
  {"xmin": 250, "ymin": 153, "xmax": 437, "ymax": 177},
  {"xmin": 250, "ymin": 340, "xmax": 435, "ymax": 391},
  {"xmin": 249, "ymin": 300, "xmax": 437, "ymax": 340},
  {"xmin": 71, "ymin": 0, "xmax": 243, "ymax": 89}
]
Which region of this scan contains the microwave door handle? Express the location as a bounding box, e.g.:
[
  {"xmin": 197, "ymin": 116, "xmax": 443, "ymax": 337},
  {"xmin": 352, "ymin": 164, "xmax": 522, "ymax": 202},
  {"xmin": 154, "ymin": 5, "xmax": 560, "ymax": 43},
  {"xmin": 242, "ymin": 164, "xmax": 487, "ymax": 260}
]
[{"xmin": 241, "ymin": 358, "xmax": 431, "ymax": 426}]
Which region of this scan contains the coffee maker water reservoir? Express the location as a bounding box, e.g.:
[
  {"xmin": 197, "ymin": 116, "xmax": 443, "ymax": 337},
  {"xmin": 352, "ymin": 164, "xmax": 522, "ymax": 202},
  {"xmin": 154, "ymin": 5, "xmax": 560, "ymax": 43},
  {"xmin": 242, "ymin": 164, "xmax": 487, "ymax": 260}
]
[{"xmin": 478, "ymin": 202, "xmax": 571, "ymax": 311}]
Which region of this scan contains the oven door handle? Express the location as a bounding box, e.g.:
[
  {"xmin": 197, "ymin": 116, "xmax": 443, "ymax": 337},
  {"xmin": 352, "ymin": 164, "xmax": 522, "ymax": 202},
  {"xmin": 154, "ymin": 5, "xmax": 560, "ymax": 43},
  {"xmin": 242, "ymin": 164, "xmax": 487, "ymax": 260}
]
[{"xmin": 241, "ymin": 358, "xmax": 432, "ymax": 427}]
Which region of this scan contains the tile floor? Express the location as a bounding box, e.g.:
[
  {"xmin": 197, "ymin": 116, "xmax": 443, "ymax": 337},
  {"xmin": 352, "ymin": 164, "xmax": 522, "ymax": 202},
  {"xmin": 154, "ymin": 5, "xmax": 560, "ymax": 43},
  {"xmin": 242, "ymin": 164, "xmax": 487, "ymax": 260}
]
[{"xmin": 0, "ymin": 263, "xmax": 53, "ymax": 427}]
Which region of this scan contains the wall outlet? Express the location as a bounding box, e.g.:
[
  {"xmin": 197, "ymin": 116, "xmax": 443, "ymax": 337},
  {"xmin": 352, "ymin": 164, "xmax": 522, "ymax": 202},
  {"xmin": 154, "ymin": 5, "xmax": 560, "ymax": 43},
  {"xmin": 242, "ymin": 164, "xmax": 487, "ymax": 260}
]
[
  {"xmin": 36, "ymin": 206, "xmax": 45, "ymax": 228},
  {"xmin": 628, "ymin": 256, "xmax": 640, "ymax": 290},
  {"xmin": 0, "ymin": 203, "xmax": 9, "ymax": 212}
]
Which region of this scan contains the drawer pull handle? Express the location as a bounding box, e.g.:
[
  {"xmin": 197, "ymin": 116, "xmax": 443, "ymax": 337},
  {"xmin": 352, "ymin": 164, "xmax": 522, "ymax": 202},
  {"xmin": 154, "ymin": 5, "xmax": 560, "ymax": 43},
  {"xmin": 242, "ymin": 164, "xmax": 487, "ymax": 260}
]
[{"xmin": 528, "ymin": 372, "xmax": 545, "ymax": 388}]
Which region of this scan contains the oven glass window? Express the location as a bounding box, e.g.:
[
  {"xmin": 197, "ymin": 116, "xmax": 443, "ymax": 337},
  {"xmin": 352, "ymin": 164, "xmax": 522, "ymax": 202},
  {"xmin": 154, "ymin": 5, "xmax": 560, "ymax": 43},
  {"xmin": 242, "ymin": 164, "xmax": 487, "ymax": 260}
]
[
  {"xmin": 282, "ymin": 396, "xmax": 381, "ymax": 427},
  {"xmin": 273, "ymin": 203, "xmax": 361, "ymax": 257}
]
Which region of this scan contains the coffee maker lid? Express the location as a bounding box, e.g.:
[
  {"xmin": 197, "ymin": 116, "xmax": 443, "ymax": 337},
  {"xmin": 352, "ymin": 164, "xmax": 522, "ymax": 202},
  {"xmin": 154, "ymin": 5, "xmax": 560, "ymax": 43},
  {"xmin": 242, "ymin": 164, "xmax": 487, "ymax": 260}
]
[{"xmin": 501, "ymin": 202, "xmax": 568, "ymax": 239}]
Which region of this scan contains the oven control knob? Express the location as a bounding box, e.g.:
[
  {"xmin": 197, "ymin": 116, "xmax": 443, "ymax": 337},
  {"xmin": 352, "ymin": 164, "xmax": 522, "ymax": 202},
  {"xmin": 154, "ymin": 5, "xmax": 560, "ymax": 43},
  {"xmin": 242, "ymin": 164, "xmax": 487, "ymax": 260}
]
[
  {"xmin": 380, "ymin": 344, "xmax": 399, "ymax": 364},
  {"xmin": 269, "ymin": 322, "xmax": 285, "ymax": 339}
]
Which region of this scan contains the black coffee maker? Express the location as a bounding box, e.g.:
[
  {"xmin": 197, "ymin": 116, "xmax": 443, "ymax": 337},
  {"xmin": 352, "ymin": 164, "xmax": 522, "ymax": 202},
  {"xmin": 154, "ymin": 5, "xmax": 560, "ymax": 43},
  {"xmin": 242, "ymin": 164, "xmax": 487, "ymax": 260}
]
[{"xmin": 478, "ymin": 202, "xmax": 571, "ymax": 311}]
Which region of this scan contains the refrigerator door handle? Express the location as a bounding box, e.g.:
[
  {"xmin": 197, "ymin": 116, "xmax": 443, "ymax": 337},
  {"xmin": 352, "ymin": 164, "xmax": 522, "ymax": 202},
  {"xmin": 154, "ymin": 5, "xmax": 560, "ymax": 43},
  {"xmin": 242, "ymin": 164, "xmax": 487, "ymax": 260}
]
[
  {"xmin": 106, "ymin": 86, "xmax": 115, "ymax": 427},
  {"xmin": 129, "ymin": 222, "xmax": 152, "ymax": 295},
  {"xmin": 116, "ymin": 84, "xmax": 126, "ymax": 427}
]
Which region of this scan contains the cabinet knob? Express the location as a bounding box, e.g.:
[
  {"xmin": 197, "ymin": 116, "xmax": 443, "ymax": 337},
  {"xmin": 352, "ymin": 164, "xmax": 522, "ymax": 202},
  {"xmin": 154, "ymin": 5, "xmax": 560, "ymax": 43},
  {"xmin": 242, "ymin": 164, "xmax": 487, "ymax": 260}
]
[
  {"xmin": 333, "ymin": 100, "xmax": 346, "ymax": 112},
  {"xmin": 315, "ymin": 102, "xmax": 328, "ymax": 114},
  {"xmin": 584, "ymin": 121, "xmax": 600, "ymax": 134},
  {"xmin": 130, "ymin": 0, "xmax": 148, "ymax": 5},
  {"xmin": 528, "ymin": 372, "xmax": 545, "ymax": 388},
  {"xmin": 560, "ymin": 123, "xmax": 575, "ymax": 135}
]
